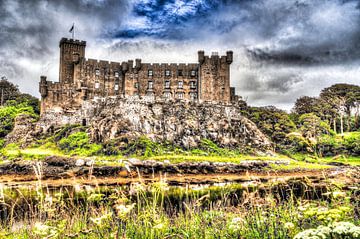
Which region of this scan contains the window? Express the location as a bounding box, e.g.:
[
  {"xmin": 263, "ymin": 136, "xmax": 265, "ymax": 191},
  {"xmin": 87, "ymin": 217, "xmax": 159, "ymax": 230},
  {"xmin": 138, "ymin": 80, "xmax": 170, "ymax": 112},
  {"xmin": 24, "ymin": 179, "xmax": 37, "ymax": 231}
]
[
  {"xmin": 114, "ymin": 71, "xmax": 119, "ymax": 78},
  {"xmin": 95, "ymin": 82, "xmax": 100, "ymax": 89},
  {"xmin": 114, "ymin": 84, "xmax": 119, "ymax": 91},
  {"xmin": 148, "ymin": 70, "xmax": 153, "ymax": 77},
  {"xmin": 177, "ymin": 92, "xmax": 184, "ymax": 99},
  {"xmin": 165, "ymin": 81, "xmax": 170, "ymax": 89},
  {"xmin": 190, "ymin": 92, "xmax": 197, "ymax": 100},
  {"xmin": 190, "ymin": 81, "xmax": 196, "ymax": 89},
  {"xmin": 190, "ymin": 70, "xmax": 197, "ymax": 77},
  {"xmin": 164, "ymin": 92, "xmax": 171, "ymax": 99},
  {"xmin": 165, "ymin": 70, "xmax": 171, "ymax": 77},
  {"xmin": 148, "ymin": 81, "xmax": 153, "ymax": 89},
  {"xmin": 178, "ymin": 81, "xmax": 183, "ymax": 89},
  {"xmin": 95, "ymin": 69, "xmax": 100, "ymax": 76},
  {"xmin": 178, "ymin": 70, "xmax": 183, "ymax": 77},
  {"xmin": 134, "ymin": 82, "xmax": 138, "ymax": 88}
]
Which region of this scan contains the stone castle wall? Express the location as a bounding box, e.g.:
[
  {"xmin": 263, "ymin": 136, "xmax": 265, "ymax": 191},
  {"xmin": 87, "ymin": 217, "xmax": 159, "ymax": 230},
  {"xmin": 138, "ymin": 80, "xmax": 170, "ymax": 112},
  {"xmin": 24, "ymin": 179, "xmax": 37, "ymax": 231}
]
[{"xmin": 39, "ymin": 38, "xmax": 238, "ymax": 114}]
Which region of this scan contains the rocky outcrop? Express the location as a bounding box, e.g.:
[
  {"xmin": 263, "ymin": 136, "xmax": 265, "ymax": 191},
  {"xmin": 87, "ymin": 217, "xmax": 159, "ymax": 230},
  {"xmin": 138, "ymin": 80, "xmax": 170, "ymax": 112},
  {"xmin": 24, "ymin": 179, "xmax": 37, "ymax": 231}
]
[
  {"xmin": 83, "ymin": 98, "xmax": 273, "ymax": 151},
  {"xmin": 7, "ymin": 97, "xmax": 273, "ymax": 152},
  {"xmin": 5, "ymin": 114, "xmax": 40, "ymax": 147}
]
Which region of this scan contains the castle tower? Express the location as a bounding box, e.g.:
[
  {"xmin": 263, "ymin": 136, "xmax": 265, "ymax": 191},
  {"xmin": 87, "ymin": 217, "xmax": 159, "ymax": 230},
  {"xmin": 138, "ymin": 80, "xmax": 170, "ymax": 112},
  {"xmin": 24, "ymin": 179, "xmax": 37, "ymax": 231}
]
[
  {"xmin": 198, "ymin": 51, "xmax": 233, "ymax": 103},
  {"xmin": 59, "ymin": 38, "xmax": 86, "ymax": 84}
]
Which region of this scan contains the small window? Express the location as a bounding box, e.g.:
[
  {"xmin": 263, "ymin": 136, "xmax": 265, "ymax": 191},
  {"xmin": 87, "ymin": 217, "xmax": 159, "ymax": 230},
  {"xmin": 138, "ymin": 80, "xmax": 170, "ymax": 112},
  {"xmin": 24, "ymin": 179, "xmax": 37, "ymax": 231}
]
[
  {"xmin": 148, "ymin": 81, "xmax": 153, "ymax": 89},
  {"xmin": 190, "ymin": 81, "xmax": 196, "ymax": 89},
  {"xmin": 148, "ymin": 70, "xmax": 153, "ymax": 77},
  {"xmin": 95, "ymin": 82, "xmax": 100, "ymax": 89},
  {"xmin": 114, "ymin": 71, "xmax": 119, "ymax": 78},
  {"xmin": 190, "ymin": 70, "xmax": 197, "ymax": 77},
  {"xmin": 178, "ymin": 81, "xmax": 183, "ymax": 89},
  {"xmin": 177, "ymin": 92, "xmax": 184, "ymax": 99},
  {"xmin": 178, "ymin": 70, "xmax": 183, "ymax": 77},
  {"xmin": 164, "ymin": 92, "xmax": 171, "ymax": 98},
  {"xmin": 190, "ymin": 92, "xmax": 197, "ymax": 100},
  {"xmin": 114, "ymin": 84, "xmax": 119, "ymax": 91},
  {"xmin": 165, "ymin": 70, "xmax": 171, "ymax": 76},
  {"xmin": 134, "ymin": 82, "xmax": 138, "ymax": 88},
  {"xmin": 95, "ymin": 69, "xmax": 100, "ymax": 76},
  {"xmin": 165, "ymin": 81, "xmax": 170, "ymax": 89}
]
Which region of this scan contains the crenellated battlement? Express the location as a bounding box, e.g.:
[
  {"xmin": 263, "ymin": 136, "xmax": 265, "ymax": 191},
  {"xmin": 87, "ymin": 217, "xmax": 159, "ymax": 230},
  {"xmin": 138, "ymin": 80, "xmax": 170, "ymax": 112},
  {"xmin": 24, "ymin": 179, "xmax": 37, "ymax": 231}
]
[{"xmin": 59, "ymin": 38, "xmax": 86, "ymax": 46}]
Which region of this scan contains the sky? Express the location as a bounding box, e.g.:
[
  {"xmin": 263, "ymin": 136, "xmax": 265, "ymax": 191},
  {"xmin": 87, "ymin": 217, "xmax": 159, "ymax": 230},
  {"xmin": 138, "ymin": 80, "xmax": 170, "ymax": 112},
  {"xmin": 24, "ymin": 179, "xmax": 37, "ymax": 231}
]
[{"xmin": 0, "ymin": 0, "xmax": 360, "ymax": 110}]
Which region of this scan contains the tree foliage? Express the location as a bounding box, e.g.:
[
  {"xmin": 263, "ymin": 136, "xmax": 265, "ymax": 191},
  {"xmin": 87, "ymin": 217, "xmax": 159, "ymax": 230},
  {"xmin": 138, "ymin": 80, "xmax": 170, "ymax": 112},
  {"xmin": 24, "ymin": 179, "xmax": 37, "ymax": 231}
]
[
  {"xmin": 245, "ymin": 106, "xmax": 296, "ymax": 150},
  {"xmin": 0, "ymin": 77, "xmax": 20, "ymax": 104}
]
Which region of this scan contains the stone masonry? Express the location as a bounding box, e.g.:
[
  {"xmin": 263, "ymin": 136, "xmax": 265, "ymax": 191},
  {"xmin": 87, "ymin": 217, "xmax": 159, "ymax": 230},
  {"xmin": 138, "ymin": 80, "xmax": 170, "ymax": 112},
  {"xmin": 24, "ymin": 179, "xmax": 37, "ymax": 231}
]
[{"xmin": 39, "ymin": 38, "xmax": 239, "ymax": 114}]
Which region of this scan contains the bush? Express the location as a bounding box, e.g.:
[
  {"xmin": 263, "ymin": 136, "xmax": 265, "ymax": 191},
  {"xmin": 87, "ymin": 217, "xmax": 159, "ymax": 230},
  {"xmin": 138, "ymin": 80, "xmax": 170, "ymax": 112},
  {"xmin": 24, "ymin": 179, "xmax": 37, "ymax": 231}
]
[
  {"xmin": 0, "ymin": 103, "xmax": 37, "ymax": 138},
  {"xmin": 58, "ymin": 132, "xmax": 102, "ymax": 156}
]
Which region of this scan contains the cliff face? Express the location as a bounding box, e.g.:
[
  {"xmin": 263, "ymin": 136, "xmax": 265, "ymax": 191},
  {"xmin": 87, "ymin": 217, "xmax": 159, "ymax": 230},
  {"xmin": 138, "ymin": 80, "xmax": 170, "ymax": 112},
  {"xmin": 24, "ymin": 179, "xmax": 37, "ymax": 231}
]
[
  {"xmin": 34, "ymin": 97, "xmax": 273, "ymax": 152},
  {"xmin": 82, "ymin": 98, "xmax": 272, "ymax": 151}
]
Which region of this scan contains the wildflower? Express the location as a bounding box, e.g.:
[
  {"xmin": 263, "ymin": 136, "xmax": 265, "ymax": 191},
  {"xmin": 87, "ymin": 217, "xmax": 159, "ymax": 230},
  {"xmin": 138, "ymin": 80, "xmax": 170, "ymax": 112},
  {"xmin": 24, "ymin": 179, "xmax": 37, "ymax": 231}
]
[
  {"xmin": 115, "ymin": 203, "xmax": 136, "ymax": 220},
  {"xmin": 87, "ymin": 193, "xmax": 104, "ymax": 202},
  {"xmin": 90, "ymin": 212, "xmax": 113, "ymax": 227},
  {"xmin": 153, "ymin": 223, "xmax": 165, "ymax": 230},
  {"xmin": 33, "ymin": 222, "xmax": 57, "ymax": 238},
  {"xmin": 284, "ymin": 222, "xmax": 295, "ymax": 230},
  {"xmin": 332, "ymin": 191, "xmax": 346, "ymax": 199}
]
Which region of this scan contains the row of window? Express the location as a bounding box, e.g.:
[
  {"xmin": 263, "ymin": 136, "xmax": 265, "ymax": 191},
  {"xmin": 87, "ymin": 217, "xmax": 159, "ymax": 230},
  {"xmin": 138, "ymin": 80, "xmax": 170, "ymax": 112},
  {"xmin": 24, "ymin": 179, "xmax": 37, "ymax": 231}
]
[
  {"xmin": 95, "ymin": 69, "xmax": 120, "ymax": 77},
  {"xmin": 147, "ymin": 81, "xmax": 196, "ymax": 89},
  {"xmin": 148, "ymin": 69, "xmax": 197, "ymax": 77},
  {"xmin": 93, "ymin": 69, "xmax": 197, "ymax": 78},
  {"xmin": 93, "ymin": 81, "xmax": 196, "ymax": 90},
  {"xmin": 161, "ymin": 92, "xmax": 197, "ymax": 100}
]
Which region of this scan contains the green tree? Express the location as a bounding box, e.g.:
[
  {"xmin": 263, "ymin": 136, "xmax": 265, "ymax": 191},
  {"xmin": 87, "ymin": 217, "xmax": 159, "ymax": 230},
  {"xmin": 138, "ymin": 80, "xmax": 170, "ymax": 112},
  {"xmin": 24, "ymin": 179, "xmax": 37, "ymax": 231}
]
[
  {"xmin": 320, "ymin": 84, "xmax": 360, "ymax": 133},
  {"xmin": 245, "ymin": 106, "xmax": 296, "ymax": 151},
  {"xmin": 0, "ymin": 76, "xmax": 20, "ymax": 105}
]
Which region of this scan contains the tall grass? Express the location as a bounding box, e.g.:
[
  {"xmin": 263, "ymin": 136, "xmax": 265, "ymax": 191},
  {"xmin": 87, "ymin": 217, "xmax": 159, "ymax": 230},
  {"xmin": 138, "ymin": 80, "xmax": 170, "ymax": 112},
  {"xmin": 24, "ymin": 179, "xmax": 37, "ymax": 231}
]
[{"xmin": 0, "ymin": 169, "xmax": 359, "ymax": 238}]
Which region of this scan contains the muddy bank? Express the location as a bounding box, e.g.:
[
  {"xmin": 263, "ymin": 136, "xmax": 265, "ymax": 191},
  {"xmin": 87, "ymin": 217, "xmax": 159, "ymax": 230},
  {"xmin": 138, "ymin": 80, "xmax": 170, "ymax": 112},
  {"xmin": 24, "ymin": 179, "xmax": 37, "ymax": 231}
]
[
  {"xmin": 0, "ymin": 156, "xmax": 275, "ymax": 180},
  {"xmin": 0, "ymin": 155, "xmax": 351, "ymax": 187}
]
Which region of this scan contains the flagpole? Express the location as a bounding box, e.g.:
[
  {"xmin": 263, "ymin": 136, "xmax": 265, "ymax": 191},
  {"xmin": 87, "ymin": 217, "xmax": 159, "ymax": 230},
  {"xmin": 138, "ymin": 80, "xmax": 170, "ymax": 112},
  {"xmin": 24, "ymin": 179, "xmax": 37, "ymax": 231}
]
[{"xmin": 72, "ymin": 23, "xmax": 75, "ymax": 39}]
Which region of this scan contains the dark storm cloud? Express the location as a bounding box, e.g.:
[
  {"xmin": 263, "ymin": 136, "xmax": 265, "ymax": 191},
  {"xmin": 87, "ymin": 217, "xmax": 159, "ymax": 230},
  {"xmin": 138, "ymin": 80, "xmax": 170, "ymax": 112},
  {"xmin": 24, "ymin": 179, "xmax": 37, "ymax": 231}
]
[
  {"xmin": 0, "ymin": 0, "xmax": 130, "ymax": 93},
  {"xmin": 0, "ymin": 0, "xmax": 359, "ymax": 110}
]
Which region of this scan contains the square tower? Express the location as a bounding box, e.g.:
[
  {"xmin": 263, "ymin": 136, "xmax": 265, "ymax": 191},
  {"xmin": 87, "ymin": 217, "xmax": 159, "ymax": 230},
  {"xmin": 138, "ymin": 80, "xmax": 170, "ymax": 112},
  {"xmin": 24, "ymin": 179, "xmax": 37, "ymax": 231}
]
[{"xmin": 59, "ymin": 38, "xmax": 86, "ymax": 84}]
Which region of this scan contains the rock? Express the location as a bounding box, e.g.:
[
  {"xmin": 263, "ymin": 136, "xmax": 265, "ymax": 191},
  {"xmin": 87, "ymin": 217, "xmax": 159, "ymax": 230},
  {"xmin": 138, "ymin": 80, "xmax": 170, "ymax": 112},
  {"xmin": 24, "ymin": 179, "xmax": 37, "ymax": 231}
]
[
  {"xmin": 86, "ymin": 159, "xmax": 95, "ymax": 167},
  {"xmin": 75, "ymin": 159, "xmax": 85, "ymax": 167},
  {"xmin": 127, "ymin": 158, "xmax": 142, "ymax": 166},
  {"xmin": 5, "ymin": 114, "xmax": 38, "ymax": 147}
]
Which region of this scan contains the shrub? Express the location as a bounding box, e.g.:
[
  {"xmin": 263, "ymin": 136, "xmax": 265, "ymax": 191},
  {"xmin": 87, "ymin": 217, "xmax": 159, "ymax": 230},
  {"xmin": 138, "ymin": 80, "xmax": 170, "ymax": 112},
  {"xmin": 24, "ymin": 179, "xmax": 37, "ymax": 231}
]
[
  {"xmin": 58, "ymin": 132, "xmax": 102, "ymax": 156},
  {"xmin": 0, "ymin": 103, "xmax": 37, "ymax": 138}
]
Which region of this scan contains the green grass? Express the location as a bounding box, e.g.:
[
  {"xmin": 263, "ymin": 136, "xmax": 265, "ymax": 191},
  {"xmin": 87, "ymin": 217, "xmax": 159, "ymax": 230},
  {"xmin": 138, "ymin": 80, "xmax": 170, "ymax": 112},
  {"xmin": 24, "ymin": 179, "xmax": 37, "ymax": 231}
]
[
  {"xmin": 0, "ymin": 177, "xmax": 359, "ymax": 239},
  {"xmin": 145, "ymin": 154, "xmax": 290, "ymax": 164},
  {"xmin": 0, "ymin": 142, "xmax": 339, "ymax": 171}
]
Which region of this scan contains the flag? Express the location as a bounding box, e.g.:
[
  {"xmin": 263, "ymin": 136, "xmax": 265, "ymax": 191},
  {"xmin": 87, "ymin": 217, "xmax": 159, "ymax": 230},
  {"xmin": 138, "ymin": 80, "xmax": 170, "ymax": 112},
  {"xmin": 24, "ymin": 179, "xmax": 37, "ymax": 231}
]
[{"xmin": 69, "ymin": 24, "xmax": 74, "ymax": 33}]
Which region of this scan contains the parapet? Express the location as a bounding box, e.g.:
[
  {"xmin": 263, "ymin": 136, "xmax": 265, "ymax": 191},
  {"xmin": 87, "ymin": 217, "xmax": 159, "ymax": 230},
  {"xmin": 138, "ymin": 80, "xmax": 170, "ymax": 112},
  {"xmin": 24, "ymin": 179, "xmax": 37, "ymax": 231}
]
[{"xmin": 59, "ymin": 38, "xmax": 86, "ymax": 47}]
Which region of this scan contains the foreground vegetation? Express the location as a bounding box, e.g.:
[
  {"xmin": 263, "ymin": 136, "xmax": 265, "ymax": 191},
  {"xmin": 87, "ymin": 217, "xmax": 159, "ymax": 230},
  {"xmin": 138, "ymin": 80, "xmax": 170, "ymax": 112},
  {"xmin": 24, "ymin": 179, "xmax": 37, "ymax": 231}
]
[{"xmin": 0, "ymin": 173, "xmax": 359, "ymax": 238}]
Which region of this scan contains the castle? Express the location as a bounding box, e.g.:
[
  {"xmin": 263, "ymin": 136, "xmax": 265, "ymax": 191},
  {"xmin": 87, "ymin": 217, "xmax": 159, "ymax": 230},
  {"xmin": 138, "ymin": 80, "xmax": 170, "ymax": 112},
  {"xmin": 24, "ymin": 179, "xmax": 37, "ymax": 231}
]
[{"xmin": 39, "ymin": 38, "xmax": 239, "ymax": 114}]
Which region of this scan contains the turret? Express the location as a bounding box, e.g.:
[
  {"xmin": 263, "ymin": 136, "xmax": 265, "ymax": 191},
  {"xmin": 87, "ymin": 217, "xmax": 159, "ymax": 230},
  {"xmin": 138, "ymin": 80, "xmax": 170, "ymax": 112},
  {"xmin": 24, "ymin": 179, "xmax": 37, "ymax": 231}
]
[
  {"xmin": 135, "ymin": 59, "xmax": 142, "ymax": 71},
  {"xmin": 39, "ymin": 76, "xmax": 48, "ymax": 98},
  {"xmin": 122, "ymin": 62, "xmax": 129, "ymax": 72},
  {"xmin": 198, "ymin": 50, "xmax": 205, "ymax": 65},
  {"xmin": 226, "ymin": 51, "xmax": 233, "ymax": 64}
]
